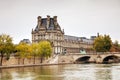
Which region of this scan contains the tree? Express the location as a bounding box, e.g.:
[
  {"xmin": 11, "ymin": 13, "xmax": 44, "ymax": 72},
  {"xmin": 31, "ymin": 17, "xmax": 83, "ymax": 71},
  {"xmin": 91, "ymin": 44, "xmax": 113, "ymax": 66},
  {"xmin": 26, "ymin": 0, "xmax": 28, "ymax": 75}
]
[
  {"xmin": 16, "ymin": 42, "xmax": 31, "ymax": 64},
  {"xmin": 0, "ymin": 34, "xmax": 14, "ymax": 66},
  {"xmin": 31, "ymin": 43, "xmax": 39, "ymax": 64},
  {"xmin": 38, "ymin": 41, "xmax": 52, "ymax": 63},
  {"xmin": 93, "ymin": 35, "xmax": 112, "ymax": 52},
  {"xmin": 103, "ymin": 35, "xmax": 112, "ymax": 51}
]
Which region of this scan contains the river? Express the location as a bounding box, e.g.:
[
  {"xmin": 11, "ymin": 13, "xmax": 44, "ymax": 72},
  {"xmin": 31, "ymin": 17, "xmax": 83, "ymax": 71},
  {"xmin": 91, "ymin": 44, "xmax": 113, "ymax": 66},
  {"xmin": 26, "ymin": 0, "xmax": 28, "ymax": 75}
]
[{"xmin": 0, "ymin": 63, "xmax": 120, "ymax": 80}]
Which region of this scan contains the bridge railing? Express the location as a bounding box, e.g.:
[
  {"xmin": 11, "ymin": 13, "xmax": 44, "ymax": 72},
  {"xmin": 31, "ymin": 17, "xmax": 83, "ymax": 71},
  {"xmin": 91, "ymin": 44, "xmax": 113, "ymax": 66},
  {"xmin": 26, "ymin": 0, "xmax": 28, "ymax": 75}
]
[{"xmin": 68, "ymin": 52, "xmax": 120, "ymax": 55}]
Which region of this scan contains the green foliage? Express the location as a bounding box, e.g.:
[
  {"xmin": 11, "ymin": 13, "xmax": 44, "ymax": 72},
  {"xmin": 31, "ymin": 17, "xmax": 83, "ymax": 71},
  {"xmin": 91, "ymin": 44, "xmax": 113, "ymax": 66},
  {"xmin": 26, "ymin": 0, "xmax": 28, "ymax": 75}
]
[
  {"xmin": 16, "ymin": 41, "xmax": 52, "ymax": 64},
  {"xmin": 31, "ymin": 43, "xmax": 39, "ymax": 56},
  {"xmin": 0, "ymin": 34, "xmax": 14, "ymax": 65},
  {"xmin": 16, "ymin": 42, "xmax": 32, "ymax": 64},
  {"xmin": 93, "ymin": 35, "xmax": 112, "ymax": 52},
  {"xmin": 38, "ymin": 41, "xmax": 52, "ymax": 58},
  {"xmin": 31, "ymin": 41, "xmax": 52, "ymax": 63},
  {"xmin": 38, "ymin": 41, "xmax": 52, "ymax": 63},
  {"xmin": 0, "ymin": 34, "xmax": 53, "ymax": 65},
  {"xmin": 31, "ymin": 43, "xmax": 39, "ymax": 64},
  {"xmin": 16, "ymin": 42, "xmax": 31, "ymax": 59}
]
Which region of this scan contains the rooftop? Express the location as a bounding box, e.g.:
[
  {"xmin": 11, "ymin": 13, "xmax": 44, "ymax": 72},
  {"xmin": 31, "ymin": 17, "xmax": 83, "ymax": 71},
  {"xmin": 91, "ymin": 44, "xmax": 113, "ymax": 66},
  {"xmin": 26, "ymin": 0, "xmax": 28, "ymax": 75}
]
[{"xmin": 34, "ymin": 16, "xmax": 61, "ymax": 32}]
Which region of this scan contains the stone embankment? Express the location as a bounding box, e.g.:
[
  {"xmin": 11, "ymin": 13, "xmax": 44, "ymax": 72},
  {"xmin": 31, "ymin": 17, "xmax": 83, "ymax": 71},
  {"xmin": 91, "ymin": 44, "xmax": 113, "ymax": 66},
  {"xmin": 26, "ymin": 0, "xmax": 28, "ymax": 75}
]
[
  {"xmin": 1, "ymin": 52, "xmax": 120, "ymax": 68},
  {"xmin": 0, "ymin": 54, "xmax": 72, "ymax": 68}
]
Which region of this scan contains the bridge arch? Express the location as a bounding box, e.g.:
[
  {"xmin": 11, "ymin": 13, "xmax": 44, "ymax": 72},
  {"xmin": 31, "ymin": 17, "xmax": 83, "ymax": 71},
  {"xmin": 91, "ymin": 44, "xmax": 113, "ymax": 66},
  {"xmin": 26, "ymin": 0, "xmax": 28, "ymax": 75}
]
[
  {"xmin": 75, "ymin": 56, "xmax": 90, "ymax": 63},
  {"xmin": 103, "ymin": 55, "xmax": 120, "ymax": 63}
]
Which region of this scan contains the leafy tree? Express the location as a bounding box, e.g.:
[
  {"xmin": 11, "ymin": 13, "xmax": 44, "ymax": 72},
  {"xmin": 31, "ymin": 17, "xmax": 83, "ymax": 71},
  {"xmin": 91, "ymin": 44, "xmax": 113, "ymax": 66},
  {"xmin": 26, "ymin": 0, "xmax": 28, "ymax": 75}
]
[
  {"xmin": 0, "ymin": 34, "xmax": 14, "ymax": 66},
  {"xmin": 31, "ymin": 43, "xmax": 39, "ymax": 64},
  {"xmin": 38, "ymin": 41, "xmax": 52, "ymax": 63},
  {"xmin": 93, "ymin": 35, "xmax": 112, "ymax": 52},
  {"xmin": 103, "ymin": 35, "xmax": 112, "ymax": 51},
  {"xmin": 16, "ymin": 42, "xmax": 31, "ymax": 64}
]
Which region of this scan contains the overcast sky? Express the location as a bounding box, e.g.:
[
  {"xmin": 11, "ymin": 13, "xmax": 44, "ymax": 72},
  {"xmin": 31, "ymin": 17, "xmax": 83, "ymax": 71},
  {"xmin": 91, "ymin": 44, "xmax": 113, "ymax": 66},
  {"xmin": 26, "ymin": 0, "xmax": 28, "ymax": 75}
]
[{"xmin": 0, "ymin": 0, "xmax": 120, "ymax": 44}]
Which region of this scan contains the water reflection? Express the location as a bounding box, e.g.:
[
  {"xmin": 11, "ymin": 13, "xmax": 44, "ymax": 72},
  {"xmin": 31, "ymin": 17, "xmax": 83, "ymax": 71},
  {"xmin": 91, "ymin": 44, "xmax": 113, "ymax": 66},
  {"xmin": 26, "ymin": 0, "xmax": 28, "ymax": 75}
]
[
  {"xmin": 95, "ymin": 67, "xmax": 112, "ymax": 80},
  {"xmin": 0, "ymin": 64, "xmax": 120, "ymax": 80}
]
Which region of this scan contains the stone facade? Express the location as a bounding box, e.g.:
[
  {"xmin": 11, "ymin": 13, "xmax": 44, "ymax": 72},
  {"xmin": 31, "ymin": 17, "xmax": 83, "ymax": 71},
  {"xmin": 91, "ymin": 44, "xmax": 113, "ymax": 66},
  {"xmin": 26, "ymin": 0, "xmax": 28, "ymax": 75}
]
[
  {"xmin": 32, "ymin": 15, "xmax": 94, "ymax": 54},
  {"xmin": 32, "ymin": 15, "xmax": 64, "ymax": 54}
]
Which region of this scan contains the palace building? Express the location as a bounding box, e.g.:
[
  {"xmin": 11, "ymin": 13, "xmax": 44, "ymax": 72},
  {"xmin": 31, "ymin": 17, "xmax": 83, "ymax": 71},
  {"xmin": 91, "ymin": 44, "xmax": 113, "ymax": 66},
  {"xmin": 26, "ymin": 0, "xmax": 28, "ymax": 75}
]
[{"xmin": 31, "ymin": 15, "xmax": 95, "ymax": 54}]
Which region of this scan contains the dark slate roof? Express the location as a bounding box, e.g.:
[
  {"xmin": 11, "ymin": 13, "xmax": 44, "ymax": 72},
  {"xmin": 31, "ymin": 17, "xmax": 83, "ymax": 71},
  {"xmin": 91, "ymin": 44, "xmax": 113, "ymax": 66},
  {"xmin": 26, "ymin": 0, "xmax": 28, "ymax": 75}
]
[
  {"xmin": 90, "ymin": 36, "xmax": 96, "ymax": 39},
  {"xmin": 64, "ymin": 35, "xmax": 94, "ymax": 44},
  {"xmin": 34, "ymin": 18, "xmax": 58, "ymax": 31},
  {"xmin": 20, "ymin": 39, "xmax": 31, "ymax": 44},
  {"xmin": 79, "ymin": 37, "xmax": 87, "ymax": 39},
  {"xmin": 64, "ymin": 35, "xmax": 80, "ymax": 41},
  {"xmin": 48, "ymin": 18, "xmax": 55, "ymax": 30},
  {"xmin": 41, "ymin": 18, "xmax": 47, "ymax": 27}
]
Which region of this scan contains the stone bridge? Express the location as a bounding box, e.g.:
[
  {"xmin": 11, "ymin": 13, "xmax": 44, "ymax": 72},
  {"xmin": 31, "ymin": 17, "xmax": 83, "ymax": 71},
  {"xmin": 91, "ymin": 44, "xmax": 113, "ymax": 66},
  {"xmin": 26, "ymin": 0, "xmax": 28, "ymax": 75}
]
[{"xmin": 58, "ymin": 52, "xmax": 120, "ymax": 63}]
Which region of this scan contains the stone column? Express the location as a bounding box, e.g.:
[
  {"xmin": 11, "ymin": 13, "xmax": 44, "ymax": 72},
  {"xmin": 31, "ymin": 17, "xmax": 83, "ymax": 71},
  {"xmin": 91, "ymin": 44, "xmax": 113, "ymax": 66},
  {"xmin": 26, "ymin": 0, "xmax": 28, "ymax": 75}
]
[
  {"xmin": 37, "ymin": 16, "xmax": 41, "ymax": 28},
  {"xmin": 96, "ymin": 55, "xmax": 102, "ymax": 63},
  {"xmin": 47, "ymin": 15, "xmax": 50, "ymax": 29},
  {"xmin": 53, "ymin": 16, "xmax": 57, "ymax": 26}
]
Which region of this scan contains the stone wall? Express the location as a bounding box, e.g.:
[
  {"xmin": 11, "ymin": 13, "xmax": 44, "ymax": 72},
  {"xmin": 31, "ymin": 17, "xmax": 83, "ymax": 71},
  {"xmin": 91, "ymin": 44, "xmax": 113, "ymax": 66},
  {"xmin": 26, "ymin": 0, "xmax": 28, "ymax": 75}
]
[
  {"xmin": 1, "ymin": 56, "xmax": 42, "ymax": 66},
  {"xmin": 1, "ymin": 52, "xmax": 119, "ymax": 66},
  {"xmin": 58, "ymin": 55, "xmax": 74, "ymax": 63}
]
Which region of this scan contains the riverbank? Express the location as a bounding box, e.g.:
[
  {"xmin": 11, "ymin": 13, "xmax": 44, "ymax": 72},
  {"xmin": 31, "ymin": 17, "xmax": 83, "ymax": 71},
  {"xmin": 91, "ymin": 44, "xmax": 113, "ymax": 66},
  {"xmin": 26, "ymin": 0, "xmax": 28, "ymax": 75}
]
[
  {"xmin": 0, "ymin": 63, "xmax": 73, "ymax": 69},
  {"xmin": 1, "ymin": 52, "xmax": 120, "ymax": 69},
  {"xmin": 1, "ymin": 61, "xmax": 120, "ymax": 69}
]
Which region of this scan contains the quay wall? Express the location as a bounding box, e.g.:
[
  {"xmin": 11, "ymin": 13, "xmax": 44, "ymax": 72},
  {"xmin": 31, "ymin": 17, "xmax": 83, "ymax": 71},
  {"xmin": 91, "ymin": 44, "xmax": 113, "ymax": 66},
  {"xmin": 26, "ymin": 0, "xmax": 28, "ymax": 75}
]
[
  {"xmin": 1, "ymin": 56, "xmax": 42, "ymax": 66},
  {"xmin": 1, "ymin": 52, "xmax": 120, "ymax": 67}
]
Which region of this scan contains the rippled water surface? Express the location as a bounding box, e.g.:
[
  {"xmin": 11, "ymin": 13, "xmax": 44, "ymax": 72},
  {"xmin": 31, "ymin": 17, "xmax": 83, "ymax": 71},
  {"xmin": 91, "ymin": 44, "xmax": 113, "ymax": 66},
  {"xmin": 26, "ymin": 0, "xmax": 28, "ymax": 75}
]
[{"xmin": 1, "ymin": 63, "xmax": 120, "ymax": 80}]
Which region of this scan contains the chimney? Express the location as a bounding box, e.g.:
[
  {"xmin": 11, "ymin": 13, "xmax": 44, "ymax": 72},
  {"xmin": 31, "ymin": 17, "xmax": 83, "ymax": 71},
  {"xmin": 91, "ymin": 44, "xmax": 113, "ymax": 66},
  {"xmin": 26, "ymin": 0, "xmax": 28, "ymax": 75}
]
[
  {"xmin": 53, "ymin": 16, "xmax": 57, "ymax": 26},
  {"xmin": 47, "ymin": 15, "xmax": 50, "ymax": 28},
  {"xmin": 47, "ymin": 15, "xmax": 50, "ymax": 20},
  {"xmin": 97, "ymin": 32, "xmax": 99, "ymax": 37},
  {"xmin": 37, "ymin": 16, "xmax": 41, "ymax": 27},
  {"xmin": 53, "ymin": 16, "xmax": 57, "ymax": 21}
]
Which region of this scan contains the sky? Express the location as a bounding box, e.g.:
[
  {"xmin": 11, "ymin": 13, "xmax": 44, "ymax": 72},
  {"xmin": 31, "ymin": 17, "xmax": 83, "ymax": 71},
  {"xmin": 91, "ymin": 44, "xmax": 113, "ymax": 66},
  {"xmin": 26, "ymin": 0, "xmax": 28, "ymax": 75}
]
[{"xmin": 0, "ymin": 0, "xmax": 120, "ymax": 44}]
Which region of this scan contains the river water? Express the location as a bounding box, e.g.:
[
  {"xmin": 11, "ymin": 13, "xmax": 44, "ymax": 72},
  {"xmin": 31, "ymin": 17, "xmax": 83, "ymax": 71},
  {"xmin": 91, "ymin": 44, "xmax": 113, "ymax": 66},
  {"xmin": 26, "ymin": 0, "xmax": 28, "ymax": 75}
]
[{"xmin": 0, "ymin": 63, "xmax": 120, "ymax": 80}]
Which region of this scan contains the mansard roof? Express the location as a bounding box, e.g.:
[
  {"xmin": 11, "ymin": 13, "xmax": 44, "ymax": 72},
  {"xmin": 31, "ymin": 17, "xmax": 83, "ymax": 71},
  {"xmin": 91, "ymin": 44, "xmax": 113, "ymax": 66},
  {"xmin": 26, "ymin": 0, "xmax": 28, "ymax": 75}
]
[
  {"xmin": 64, "ymin": 35, "xmax": 94, "ymax": 44},
  {"xmin": 34, "ymin": 16, "xmax": 61, "ymax": 32},
  {"xmin": 20, "ymin": 39, "xmax": 31, "ymax": 44},
  {"xmin": 64, "ymin": 35, "xmax": 80, "ymax": 41}
]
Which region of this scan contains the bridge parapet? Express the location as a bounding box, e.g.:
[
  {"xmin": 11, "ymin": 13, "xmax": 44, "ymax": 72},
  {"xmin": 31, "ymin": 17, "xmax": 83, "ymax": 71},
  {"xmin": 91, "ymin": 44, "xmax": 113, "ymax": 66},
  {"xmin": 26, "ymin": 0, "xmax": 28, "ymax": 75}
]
[
  {"xmin": 62, "ymin": 52, "xmax": 120, "ymax": 63},
  {"xmin": 69, "ymin": 52, "xmax": 120, "ymax": 55}
]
